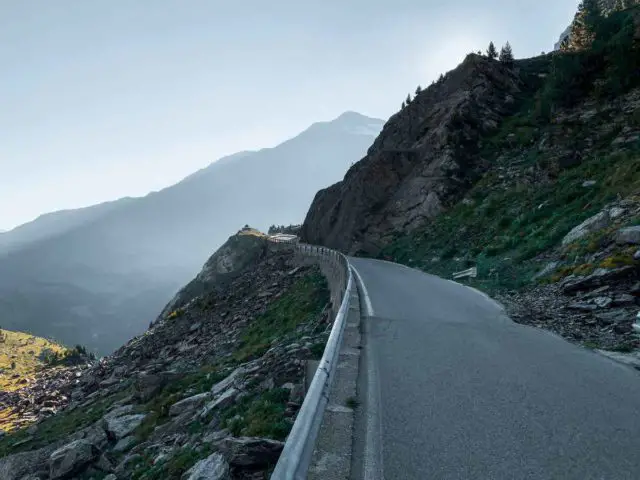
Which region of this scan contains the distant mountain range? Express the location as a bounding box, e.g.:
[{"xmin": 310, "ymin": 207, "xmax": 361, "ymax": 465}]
[{"xmin": 0, "ymin": 112, "xmax": 384, "ymax": 354}]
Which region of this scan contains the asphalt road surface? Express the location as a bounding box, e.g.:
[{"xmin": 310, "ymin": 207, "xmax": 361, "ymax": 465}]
[{"xmin": 350, "ymin": 257, "xmax": 640, "ymax": 480}]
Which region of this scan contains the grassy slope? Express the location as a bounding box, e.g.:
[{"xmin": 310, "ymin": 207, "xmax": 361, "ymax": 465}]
[
  {"xmin": 0, "ymin": 329, "xmax": 70, "ymax": 433},
  {"xmin": 128, "ymin": 270, "xmax": 329, "ymax": 480},
  {"xmin": 0, "ymin": 329, "xmax": 67, "ymax": 392},
  {"xmin": 382, "ymin": 144, "xmax": 640, "ymax": 293}
]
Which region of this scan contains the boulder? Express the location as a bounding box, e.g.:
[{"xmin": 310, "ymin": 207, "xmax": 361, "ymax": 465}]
[
  {"xmin": 609, "ymin": 207, "xmax": 626, "ymax": 219},
  {"xmin": 567, "ymin": 302, "xmax": 598, "ymax": 312},
  {"xmin": 595, "ymin": 311, "xmax": 631, "ymax": 325},
  {"xmin": 71, "ymin": 424, "xmax": 109, "ymax": 451},
  {"xmin": 211, "ymin": 367, "xmax": 245, "ymax": 396},
  {"xmin": 612, "ymin": 294, "xmax": 638, "ymax": 306},
  {"xmin": 135, "ymin": 372, "xmax": 176, "ymax": 402},
  {"xmin": 169, "ymin": 392, "xmax": 211, "ymax": 417},
  {"xmin": 94, "ymin": 453, "xmax": 115, "ymax": 473},
  {"xmin": 201, "ymin": 388, "xmax": 238, "ymax": 419},
  {"xmin": 113, "ymin": 435, "xmax": 137, "ymax": 453},
  {"xmin": 103, "ymin": 405, "xmax": 134, "ymax": 420},
  {"xmin": 103, "ymin": 414, "xmax": 147, "ymax": 440},
  {"xmin": 216, "ymin": 436, "xmax": 284, "ymax": 468},
  {"xmin": 561, "ymin": 267, "xmax": 636, "ymax": 294},
  {"xmin": 616, "ymin": 226, "xmax": 640, "ymax": 245},
  {"xmin": 561, "ymin": 211, "xmax": 610, "ymax": 246},
  {"xmin": 182, "ymin": 452, "xmax": 230, "ymax": 480},
  {"xmin": 49, "ymin": 439, "xmax": 97, "ymax": 479},
  {"xmin": 0, "ymin": 446, "xmax": 56, "ymax": 480},
  {"xmin": 593, "ymin": 296, "xmax": 613, "ymax": 308}
]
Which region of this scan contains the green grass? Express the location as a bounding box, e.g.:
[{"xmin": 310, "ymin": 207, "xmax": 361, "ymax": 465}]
[
  {"xmin": 309, "ymin": 340, "xmax": 327, "ymax": 360},
  {"xmin": 220, "ymin": 388, "xmax": 292, "ymax": 441},
  {"xmin": 131, "ymin": 445, "xmax": 213, "ymax": 480},
  {"xmin": 135, "ymin": 365, "xmax": 226, "ymax": 442},
  {"xmin": 233, "ymin": 271, "xmax": 329, "ymax": 362},
  {"xmin": 0, "ymin": 329, "xmax": 68, "ymax": 396}
]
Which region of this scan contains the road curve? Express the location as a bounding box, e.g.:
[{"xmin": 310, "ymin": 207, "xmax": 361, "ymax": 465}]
[{"xmin": 349, "ymin": 257, "xmax": 640, "ymax": 480}]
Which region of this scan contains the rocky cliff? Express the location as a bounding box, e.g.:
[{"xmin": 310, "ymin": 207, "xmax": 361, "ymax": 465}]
[
  {"xmin": 0, "ymin": 235, "xmax": 332, "ymax": 479},
  {"xmin": 303, "ymin": 3, "xmax": 640, "ymax": 359},
  {"xmin": 301, "ymin": 54, "xmax": 523, "ymax": 255}
]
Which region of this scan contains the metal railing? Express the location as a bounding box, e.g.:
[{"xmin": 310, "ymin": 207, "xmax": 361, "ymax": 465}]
[{"xmin": 267, "ymin": 235, "xmax": 353, "ymax": 479}]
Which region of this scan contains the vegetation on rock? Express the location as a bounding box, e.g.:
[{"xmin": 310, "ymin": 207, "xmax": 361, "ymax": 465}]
[{"xmin": 0, "ymin": 329, "xmax": 68, "ymax": 393}]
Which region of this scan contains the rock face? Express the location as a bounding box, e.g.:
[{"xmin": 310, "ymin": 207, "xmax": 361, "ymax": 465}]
[
  {"xmin": 616, "ymin": 226, "xmax": 640, "ymax": 245},
  {"xmin": 301, "ymin": 54, "xmax": 522, "ymax": 255},
  {"xmin": 49, "ymin": 439, "xmax": 97, "ymax": 479},
  {"xmin": 103, "ymin": 413, "xmax": 147, "ymax": 440},
  {"xmin": 161, "ymin": 232, "xmax": 267, "ymax": 316},
  {"xmin": 216, "ymin": 436, "xmax": 284, "ymax": 468},
  {"xmin": 184, "ymin": 453, "xmax": 230, "ymax": 480},
  {"xmin": 169, "ymin": 392, "xmax": 210, "ymax": 417},
  {"xmin": 561, "ymin": 210, "xmax": 611, "ymax": 245}
]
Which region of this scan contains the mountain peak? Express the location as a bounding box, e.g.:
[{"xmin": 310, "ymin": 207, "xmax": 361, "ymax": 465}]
[{"xmin": 307, "ymin": 111, "xmax": 385, "ymax": 137}]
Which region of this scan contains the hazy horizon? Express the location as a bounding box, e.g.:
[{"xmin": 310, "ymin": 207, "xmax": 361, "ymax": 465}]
[{"xmin": 1, "ymin": 1, "xmax": 579, "ymax": 231}]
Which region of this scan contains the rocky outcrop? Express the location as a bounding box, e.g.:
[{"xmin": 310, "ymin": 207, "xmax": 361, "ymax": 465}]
[
  {"xmin": 215, "ymin": 436, "xmax": 284, "ymax": 469},
  {"xmin": 161, "ymin": 231, "xmax": 267, "ymax": 316},
  {"xmin": 561, "ymin": 210, "xmax": 611, "ymax": 245},
  {"xmin": 301, "ymin": 54, "xmax": 523, "ymax": 255},
  {"xmin": 497, "ymin": 196, "xmax": 640, "ymax": 352},
  {"xmin": 184, "ymin": 452, "xmax": 230, "ymax": 480},
  {"xmin": 616, "ymin": 226, "xmax": 640, "ymax": 244},
  {"xmin": 49, "ymin": 439, "xmax": 98, "ymax": 479},
  {"xmin": 0, "ymin": 363, "xmax": 89, "ymax": 433},
  {"xmin": 103, "ymin": 413, "xmax": 146, "ymax": 440}
]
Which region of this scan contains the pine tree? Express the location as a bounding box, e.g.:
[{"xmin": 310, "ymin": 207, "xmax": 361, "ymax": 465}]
[
  {"xmin": 499, "ymin": 42, "xmax": 514, "ymax": 66},
  {"xmin": 415, "ymin": 85, "xmax": 422, "ymax": 95},
  {"xmin": 406, "ymin": 93, "xmax": 412, "ymax": 104},
  {"xmin": 438, "ymin": 74, "xmax": 444, "ymax": 83},
  {"xmin": 486, "ymin": 41, "xmax": 498, "ymax": 59},
  {"xmin": 401, "ymin": 101, "xmax": 406, "ymax": 110}
]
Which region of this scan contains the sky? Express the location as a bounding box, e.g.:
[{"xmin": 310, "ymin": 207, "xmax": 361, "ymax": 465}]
[{"xmin": 0, "ymin": 0, "xmax": 579, "ymax": 231}]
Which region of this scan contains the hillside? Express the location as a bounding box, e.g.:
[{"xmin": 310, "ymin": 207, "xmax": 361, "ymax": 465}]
[
  {"xmin": 0, "ymin": 112, "xmax": 383, "ymax": 355},
  {"xmin": 303, "ymin": 5, "xmax": 640, "ymax": 353},
  {"xmin": 0, "ymin": 232, "xmax": 331, "ymax": 479},
  {"xmin": 0, "ymin": 329, "xmax": 93, "ymax": 434},
  {"xmin": 0, "ymin": 329, "xmax": 67, "ymax": 394}
]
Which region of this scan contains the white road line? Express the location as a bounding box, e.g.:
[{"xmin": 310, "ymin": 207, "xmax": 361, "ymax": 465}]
[
  {"xmin": 350, "ymin": 265, "xmax": 375, "ymax": 317},
  {"xmin": 364, "ymin": 333, "xmax": 385, "ymax": 480},
  {"xmin": 350, "ymin": 262, "xmax": 383, "ymax": 480}
]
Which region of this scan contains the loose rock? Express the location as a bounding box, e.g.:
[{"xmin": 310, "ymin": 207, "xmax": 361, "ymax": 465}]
[{"xmin": 49, "ymin": 439, "xmax": 97, "ymax": 479}]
